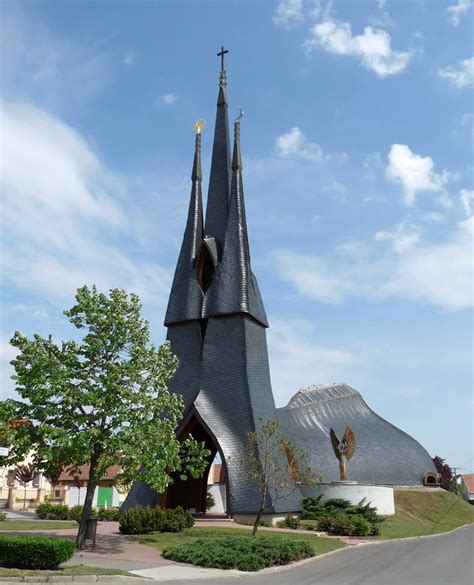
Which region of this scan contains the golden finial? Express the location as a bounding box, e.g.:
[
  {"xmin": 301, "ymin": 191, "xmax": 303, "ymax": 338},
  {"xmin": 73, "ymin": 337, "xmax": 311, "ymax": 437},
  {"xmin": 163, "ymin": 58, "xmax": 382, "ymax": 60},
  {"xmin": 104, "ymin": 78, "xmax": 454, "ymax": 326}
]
[{"xmin": 193, "ymin": 119, "xmax": 206, "ymax": 134}]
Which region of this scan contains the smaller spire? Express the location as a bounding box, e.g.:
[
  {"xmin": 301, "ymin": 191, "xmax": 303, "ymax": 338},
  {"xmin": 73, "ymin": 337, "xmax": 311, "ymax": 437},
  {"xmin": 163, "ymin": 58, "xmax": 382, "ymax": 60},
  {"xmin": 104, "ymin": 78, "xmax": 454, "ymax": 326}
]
[
  {"xmin": 191, "ymin": 120, "xmax": 205, "ymax": 181},
  {"xmin": 232, "ymin": 120, "xmax": 242, "ymax": 171}
]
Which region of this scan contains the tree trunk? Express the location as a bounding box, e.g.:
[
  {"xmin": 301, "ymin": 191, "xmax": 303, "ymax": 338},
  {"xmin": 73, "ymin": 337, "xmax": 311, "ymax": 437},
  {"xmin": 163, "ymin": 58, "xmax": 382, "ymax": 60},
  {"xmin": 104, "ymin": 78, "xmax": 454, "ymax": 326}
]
[
  {"xmin": 76, "ymin": 453, "xmax": 99, "ymax": 549},
  {"xmin": 23, "ymin": 486, "xmax": 27, "ymax": 510},
  {"xmin": 252, "ymin": 493, "xmax": 266, "ymax": 536}
]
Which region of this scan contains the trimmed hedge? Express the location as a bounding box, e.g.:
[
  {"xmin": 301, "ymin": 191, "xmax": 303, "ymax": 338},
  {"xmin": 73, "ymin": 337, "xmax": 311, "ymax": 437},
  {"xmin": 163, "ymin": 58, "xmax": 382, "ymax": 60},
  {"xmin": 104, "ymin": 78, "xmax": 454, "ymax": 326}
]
[
  {"xmin": 316, "ymin": 514, "xmax": 378, "ymax": 536},
  {"xmin": 36, "ymin": 502, "xmax": 70, "ymax": 520},
  {"xmin": 0, "ymin": 534, "xmax": 75, "ymax": 569},
  {"xmin": 97, "ymin": 507, "xmax": 120, "ymax": 521},
  {"xmin": 119, "ymin": 506, "xmax": 194, "ymax": 535},
  {"xmin": 163, "ymin": 535, "xmax": 314, "ymax": 571}
]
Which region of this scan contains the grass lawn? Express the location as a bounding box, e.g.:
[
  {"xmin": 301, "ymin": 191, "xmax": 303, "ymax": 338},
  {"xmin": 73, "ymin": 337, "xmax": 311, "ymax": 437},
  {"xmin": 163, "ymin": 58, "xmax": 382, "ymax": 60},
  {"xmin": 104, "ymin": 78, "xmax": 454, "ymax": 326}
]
[
  {"xmin": 379, "ymin": 489, "xmax": 474, "ymax": 539},
  {"xmin": 133, "ymin": 526, "xmax": 346, "ymax": 556},
  {"xmin": 0, "ymin": 565, "xmax": 133, "ymax": 577},
  {"xmin": 0, "ymin": 520, "xmax": 77, "ymax": 531}
]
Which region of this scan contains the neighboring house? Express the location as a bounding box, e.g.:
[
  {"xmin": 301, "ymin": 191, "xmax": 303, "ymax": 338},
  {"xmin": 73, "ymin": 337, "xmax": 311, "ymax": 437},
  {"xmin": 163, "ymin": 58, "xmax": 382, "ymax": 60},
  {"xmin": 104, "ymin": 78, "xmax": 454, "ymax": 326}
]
[
  {"xmin": 0, "ymin": 452, "xmax": 52, "ymax": 509},
  {"xmin": 58, "ymin": 464, "xmax": 126, "ymax": 508},
  {"xmin": 459, "ymin": 474, "xmax": 474, "ymax": 504},
  {"xmin": 207, "ymin": 462, "xmax": 226, "ymax": 514}
]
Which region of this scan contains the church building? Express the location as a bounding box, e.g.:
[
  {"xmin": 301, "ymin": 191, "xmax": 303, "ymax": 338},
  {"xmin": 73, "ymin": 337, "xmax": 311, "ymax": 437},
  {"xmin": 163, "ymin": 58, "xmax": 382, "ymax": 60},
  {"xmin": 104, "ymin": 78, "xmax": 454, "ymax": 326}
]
[{"xmin": 123, "ymin": 52, "xmax": 436, "ymax": 516}]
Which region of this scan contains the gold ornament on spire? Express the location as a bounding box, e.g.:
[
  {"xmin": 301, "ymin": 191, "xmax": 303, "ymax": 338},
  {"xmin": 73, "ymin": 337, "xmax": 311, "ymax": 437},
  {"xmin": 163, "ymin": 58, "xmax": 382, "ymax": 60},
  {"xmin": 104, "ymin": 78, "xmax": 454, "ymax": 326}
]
[{"xmin": 193, "ymin": 119, "xmax": 206, "ymax": 134}]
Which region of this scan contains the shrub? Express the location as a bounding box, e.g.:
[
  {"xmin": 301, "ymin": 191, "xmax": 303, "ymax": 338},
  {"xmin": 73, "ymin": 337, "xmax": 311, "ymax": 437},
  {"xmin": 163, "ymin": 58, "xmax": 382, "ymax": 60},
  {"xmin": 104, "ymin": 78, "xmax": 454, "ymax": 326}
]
[
  {"xmin": 0, "ymin": 511, "xmax": 6, "ymax": 522},
  {"xmin": 161, "ymin": 506, "xmax": 194, "ymax": 532},
  {"xmin": 0, "ymin": 534, "xmax": 75, "ymax": 569},
  {"xmin": 301, "ymin": 496, "xmax": 383, "ymax": 527},
  {"xmin": 97, "ymin": 507, "xmax": 120, "ymax": 521},
  {"xmin": 119, "ymin": 507, "xmax": 161, "ymax": 535},
  {"xmin": 277, "ymin": 513, "xmax": 300, "ymax": 529},
  {"xmin": 205, "ymin": 490, "xmax": 216, "ymax": 512},
  {"xmin": 68, "ymin": 505, "xmax": 83, "ymax": 523},
  {"xmin": 163, "ymin": 535, "xmax": 314, "ymax": 571},
  {"xmin": 316, "ymin": 514, "xmax": 373, "ymax": 536},
  {"xmin": 36, "ymin": 502, "xmax": 70, "ymax": 520},
  {"xmin": 119, "ymin": 506, "xmax": 193, "ymax": 534}
]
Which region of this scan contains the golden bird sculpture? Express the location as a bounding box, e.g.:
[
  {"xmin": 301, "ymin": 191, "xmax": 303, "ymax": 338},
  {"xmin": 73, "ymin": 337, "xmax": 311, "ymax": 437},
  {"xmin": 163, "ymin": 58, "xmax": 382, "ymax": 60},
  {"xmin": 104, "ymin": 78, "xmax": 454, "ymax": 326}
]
[{"xmin": 330, "ymin": 427, "xmax": 356, "ymax": 481}]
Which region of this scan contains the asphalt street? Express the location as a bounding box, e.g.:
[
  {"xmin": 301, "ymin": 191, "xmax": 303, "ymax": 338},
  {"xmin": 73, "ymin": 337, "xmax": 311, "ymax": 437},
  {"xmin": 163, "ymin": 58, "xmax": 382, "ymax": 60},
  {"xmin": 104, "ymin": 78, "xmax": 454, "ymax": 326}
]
[{"xmin": 151, "ymin": 524, "xmax": 474, "ymax": 585}]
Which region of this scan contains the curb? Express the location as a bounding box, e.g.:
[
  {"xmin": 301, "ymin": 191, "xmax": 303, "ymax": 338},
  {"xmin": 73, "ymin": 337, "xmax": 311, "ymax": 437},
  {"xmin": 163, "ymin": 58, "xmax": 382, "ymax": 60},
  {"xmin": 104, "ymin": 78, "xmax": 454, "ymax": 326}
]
[{"xmin": 0, "ymin": 577, "xmax": 152, "ymax": 583}]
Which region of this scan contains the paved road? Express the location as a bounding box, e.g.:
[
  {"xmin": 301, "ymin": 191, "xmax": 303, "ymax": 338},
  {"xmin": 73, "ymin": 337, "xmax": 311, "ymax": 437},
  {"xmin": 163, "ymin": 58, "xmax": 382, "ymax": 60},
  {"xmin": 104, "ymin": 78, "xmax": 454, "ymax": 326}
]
[{"xmin": 146, "ymin": 525, "xmax": 474, "ymax": 585}]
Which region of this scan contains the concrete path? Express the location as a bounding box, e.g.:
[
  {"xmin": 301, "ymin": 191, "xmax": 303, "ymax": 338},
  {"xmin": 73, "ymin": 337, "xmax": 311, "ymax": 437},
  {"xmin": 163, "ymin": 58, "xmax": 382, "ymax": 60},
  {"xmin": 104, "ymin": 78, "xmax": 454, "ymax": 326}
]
[{"xmin": 2, "ymin": 509, "xmax": 36, "ymax": 520}]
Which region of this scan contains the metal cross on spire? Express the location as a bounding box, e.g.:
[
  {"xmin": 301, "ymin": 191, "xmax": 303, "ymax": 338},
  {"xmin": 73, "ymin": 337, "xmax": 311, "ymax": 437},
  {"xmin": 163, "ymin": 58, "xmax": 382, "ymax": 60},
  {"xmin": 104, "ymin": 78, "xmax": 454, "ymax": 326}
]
[{"xmin": 217, "ymin": 46, "xmax": 229, "ymax": 71}]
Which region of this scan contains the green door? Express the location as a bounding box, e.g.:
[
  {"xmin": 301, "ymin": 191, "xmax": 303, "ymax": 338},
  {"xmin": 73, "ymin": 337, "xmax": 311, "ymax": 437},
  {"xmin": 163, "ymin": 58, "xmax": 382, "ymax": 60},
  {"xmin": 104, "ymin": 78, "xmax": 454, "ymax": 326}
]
[{"xmin": 97, "ymin": 486, "xmax": 113, "ymax": 507}]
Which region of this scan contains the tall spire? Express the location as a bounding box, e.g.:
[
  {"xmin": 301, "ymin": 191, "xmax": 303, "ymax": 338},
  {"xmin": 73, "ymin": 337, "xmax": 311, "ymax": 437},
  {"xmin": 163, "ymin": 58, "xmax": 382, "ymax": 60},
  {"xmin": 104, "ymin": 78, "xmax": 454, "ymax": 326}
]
[
  {"xmin": 164, "ymin": 125, "xmax": 204, "ymax": 326},
  {"xmin": 202, "ymin": 120, "xmax": 268, "ymax": 326},
  {"xmin": 204, "ymin": 47, "xmax": 232, "ymax": 256}
]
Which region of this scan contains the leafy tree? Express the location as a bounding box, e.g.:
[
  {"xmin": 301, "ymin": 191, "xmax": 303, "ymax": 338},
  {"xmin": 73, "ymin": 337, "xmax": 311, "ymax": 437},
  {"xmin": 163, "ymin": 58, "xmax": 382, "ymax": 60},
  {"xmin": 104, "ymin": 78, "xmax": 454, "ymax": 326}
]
[
  {"xmin": 433, "ymin": 455, "xmax": 453, "ymax": 490},
  {"xmin": 15, "ymin": 464, "xmax": 36, "ymax": 510},
  {"xmin": 2, "ymin": 285, "xmax": 210, "ymax": 548},
  {"xmin": 237, "ymin": 419, "xmax": 319, "ymax": 535}
]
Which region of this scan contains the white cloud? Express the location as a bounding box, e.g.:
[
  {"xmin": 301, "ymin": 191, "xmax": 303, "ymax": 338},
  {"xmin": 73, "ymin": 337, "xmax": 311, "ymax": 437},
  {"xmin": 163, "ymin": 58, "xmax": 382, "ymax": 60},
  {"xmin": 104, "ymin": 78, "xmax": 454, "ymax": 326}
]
[
  {"xmin": 123, "ymin": 51, "xmax": 136, "ymax": 67},
  {"xmin": 382, "ymin": 217, "xmax": 474, "ymax": 310},
  {"xmin": 273, "ymin": 0, "xmax": 304, "ymax": 28},
  {"xmin": 375, "ymin": 221, "xmax": 422, "ymax": 254},
  {"xmin": 0, "ymin": 100, "xmax": 172, "ymax": 307},
  {"xmin": 267, "ymin": 318, "xmax": 358, "ymax": 405},
  {"xmin": 447, "ymin": 0, "xmax": 472, "ymax": 26},
  {"xmin": 273, "ymin": 217, "xmax": 473, "ymax": 311},
  {"xmin": 438, "ymin": 57, "xmax": 474, "ymax": 89},
  {"xmin": 272, "ymin": 249, "xmax": 361, "ymax": 303},
  {"xmin": 161, "ymin": 93, "xmax": 176, "ymax": 105},
  {"xmin": 460, "ymin": 189, "xmax": 474, "ymax": 217},
  {"xmin": 275, "ymin": 126, "xmax": 325, "ymax": 161},
  {"xmin": 386, "ymin": 144, "xmax": 449, "ymax": 205},
  {"xmin": 304, "ymin": 19, "xmax": 411, "ymax": 77}
]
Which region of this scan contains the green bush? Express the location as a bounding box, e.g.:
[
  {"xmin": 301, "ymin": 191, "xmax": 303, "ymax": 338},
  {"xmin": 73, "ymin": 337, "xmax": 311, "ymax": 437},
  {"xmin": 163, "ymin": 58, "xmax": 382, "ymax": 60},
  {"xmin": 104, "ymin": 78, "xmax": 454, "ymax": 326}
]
[
  {"xmin": 119, "ymin": 506, "xmax": 194, "ymax": 534},
  {"xmin": 316, "ymin": 514, "xmax": 374, "ymax": 536},
  {"xmin": 276, "ymin": 513, "xmax": 300, "ymax": 529},
  {"xmin": 161, "ymin": 506, "xmax": 194, "ymax": 532},
  {"xmin": 163, "ymin": 535, "xmax": 314, "ymax": 571},
  {"xmin": 301, "ymin": 496, "xmax": 383, "ymax": 528},
  {"xmin": 68, "ymin": 505, "xmax": 97, "ymax": 523},
  {"xmin": 97, "ymin": 507, "xmax": 120, "ymax": 521},
  {"xmin": 0, "ymin": 511, "xmax": 6, "ymax": 522},
  {"xmin": 119, "ymin": 507, "xmax": 161, "ymax": 534},
  {"xmin": 35, "ymin": 502, "xmax": 70, "ymax": 520},
  {"xmin": 205, "ymin": 490, "xmax": 216, "ymax": 511},
  {"xmin": 0, "ymin": 534, "xmax": 75, "ymax": 569}
]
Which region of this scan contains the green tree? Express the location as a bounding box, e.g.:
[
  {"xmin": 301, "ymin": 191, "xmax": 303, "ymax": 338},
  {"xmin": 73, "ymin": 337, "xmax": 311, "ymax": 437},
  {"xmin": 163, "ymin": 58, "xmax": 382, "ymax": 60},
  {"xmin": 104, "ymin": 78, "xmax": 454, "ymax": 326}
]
[
  {"xmin": 237, "ymin": 419, "xmax": 319, "ymax": 536},
  {"xmin": 2, "ymin": 285, "xmax": 209, "ymax": 548}
]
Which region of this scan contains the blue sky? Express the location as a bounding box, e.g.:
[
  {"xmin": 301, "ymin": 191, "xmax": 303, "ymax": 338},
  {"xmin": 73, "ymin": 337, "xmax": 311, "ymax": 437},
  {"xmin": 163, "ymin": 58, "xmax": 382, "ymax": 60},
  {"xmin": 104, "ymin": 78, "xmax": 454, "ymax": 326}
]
[{"xmin": 1, "ymin": 0, "xmax": 472, "ymax": 472}]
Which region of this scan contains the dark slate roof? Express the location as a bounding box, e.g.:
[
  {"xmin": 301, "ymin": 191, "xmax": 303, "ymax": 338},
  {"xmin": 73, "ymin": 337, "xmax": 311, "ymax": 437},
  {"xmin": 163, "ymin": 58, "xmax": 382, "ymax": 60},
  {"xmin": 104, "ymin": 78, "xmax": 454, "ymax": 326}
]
[
  {"xmin": 204, "ymin": 69, "xmax": 231, "ymax": 256},
  {"xmin": 202, "ymin": 121, "xmax": 268, "ymax": 326},
  {"xmin": 277, "ymin": 383, "xmax": 437, "ymax": 486},
  {"xmin": 164, "ymin": 133, "xmax": 204, "ymax": 326}
]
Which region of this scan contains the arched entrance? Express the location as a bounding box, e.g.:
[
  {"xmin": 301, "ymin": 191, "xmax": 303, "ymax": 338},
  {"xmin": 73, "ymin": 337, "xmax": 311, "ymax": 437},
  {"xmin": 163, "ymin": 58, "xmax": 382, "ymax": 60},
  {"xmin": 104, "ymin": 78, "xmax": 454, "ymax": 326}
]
[{"xmin": 159, "ymin": 409, "xmax": 227, "ymax": 514}]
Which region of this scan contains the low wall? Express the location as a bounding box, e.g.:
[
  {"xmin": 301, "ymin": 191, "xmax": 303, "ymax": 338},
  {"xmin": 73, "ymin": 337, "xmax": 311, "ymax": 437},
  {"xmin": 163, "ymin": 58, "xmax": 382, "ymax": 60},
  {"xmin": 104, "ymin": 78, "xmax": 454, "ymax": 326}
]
[{"xmin": 301, "ymin": 483, "xmax": 395, "ymax": 515}]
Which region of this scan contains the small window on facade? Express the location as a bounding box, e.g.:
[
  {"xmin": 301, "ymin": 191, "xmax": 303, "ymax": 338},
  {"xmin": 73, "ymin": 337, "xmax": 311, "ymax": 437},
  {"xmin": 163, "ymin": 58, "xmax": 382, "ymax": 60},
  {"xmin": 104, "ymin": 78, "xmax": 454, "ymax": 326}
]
[
  {"xmin": 32, "ymin": 472, "xmax": 41, "ymax": 487},
  {"xmin": 54, "ymin": 490, "xmax": 61, "ymax": 498}
]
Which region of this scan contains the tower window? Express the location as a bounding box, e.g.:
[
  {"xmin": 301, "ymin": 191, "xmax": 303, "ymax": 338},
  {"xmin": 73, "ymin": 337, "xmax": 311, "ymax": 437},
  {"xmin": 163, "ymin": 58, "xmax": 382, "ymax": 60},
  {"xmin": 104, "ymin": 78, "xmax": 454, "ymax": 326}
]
[{"xmin": 196, "ymin": 240, "xmax": 217, "ymax": 293}]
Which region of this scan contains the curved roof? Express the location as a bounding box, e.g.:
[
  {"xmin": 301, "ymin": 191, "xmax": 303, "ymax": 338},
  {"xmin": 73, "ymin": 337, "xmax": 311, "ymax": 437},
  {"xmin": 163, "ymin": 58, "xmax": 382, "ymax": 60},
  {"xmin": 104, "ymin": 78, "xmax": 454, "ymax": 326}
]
[{"xmin": 277, "ymin": 382, "xmax": 436, "ymax": 486}]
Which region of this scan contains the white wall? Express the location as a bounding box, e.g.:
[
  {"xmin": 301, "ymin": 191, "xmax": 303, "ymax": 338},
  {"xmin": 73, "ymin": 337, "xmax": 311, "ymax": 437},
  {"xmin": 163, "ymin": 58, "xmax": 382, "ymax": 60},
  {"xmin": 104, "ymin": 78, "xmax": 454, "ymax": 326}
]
[
  {"xmin": 207, "ymin": 484, "xmax": 226, "ymax": 514},
  {"xmin": 305, "ymin": 483, "xmax": 395, "ymax": 515}
]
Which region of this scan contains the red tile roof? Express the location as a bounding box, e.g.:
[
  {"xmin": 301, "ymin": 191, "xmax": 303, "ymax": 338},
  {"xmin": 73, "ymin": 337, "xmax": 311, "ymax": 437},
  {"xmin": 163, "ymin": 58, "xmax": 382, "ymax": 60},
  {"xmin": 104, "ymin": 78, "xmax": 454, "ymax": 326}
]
[
  {"xmin": 463, "ymin": 474, "xmax": 474, "ymax": 493},
  {"xmin": 59, "ymin": 464, "xmax": 122, "ymax": 482}
]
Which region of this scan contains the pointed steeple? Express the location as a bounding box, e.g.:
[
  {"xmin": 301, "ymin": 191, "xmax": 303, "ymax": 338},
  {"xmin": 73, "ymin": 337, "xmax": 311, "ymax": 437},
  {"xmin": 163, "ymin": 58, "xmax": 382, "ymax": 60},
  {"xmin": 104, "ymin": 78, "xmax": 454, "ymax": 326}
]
[
  {"xmin": 164, "ymin": 128, "xmax": 204, "ymax": 326},
  {"xmin": 203, "ymin": 49, "xmax": 232, "ymax": 256},
  {"xmin": 202, "ymin": 120, "xmax": 268, "ymax": 326}
]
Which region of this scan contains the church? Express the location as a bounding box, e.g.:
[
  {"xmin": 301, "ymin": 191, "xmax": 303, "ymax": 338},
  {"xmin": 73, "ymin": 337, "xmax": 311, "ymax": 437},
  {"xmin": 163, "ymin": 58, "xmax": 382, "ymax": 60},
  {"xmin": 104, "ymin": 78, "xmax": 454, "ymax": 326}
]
[{"xmin": 123, "ymin": 52, "xmax": 436, "ymax": 517}]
